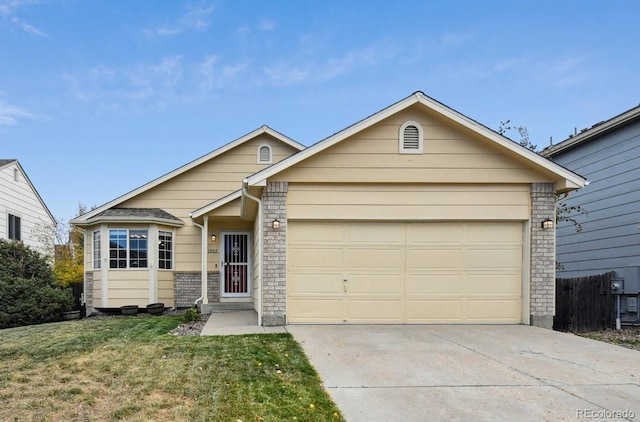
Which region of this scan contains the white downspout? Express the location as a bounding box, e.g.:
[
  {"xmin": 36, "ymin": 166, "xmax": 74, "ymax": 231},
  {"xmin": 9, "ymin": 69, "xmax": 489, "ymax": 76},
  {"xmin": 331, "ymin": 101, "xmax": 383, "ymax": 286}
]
[
  {"xmin": 191, "ymin": 216, "xmax": 209, "ymax": 307},
  {"xmin": 242, "ymin": 181, "xmax": 263, "ymax": 327}
]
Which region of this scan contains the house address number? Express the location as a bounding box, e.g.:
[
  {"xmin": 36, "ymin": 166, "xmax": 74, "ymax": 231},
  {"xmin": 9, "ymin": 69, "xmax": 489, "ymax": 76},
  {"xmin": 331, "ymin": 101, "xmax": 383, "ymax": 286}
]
[{"xmin": 207, "ymin": 248, "xmax": 218, "ymax": 254}]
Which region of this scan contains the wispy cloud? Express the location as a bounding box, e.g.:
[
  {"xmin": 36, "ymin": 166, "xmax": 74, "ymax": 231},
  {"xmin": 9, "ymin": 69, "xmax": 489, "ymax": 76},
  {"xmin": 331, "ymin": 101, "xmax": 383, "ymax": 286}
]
[
  {"xmin": 0, "ymin": 0, "xmax": 46, "ymax": 36},
  {"xmin": 263, "ymin": 39, "xmax": 400, "ymax": 86},
  {"xmin": 0, "ymin": 96, "xmax": 34, "ymax": 125},
  {"xmin": 198, "ymin": 55, "xmax": 248, "ymax": 90},
  {"xmin": 64, "ymin": 54, "xmax": 252, "ymax": 111},
  {"xmin": 259, "ymin": 18, "xmax": 275, "ymax": 31},
  {"xmin": 144, "ymin": 4, "xmax": 214, "ymax": 37}
]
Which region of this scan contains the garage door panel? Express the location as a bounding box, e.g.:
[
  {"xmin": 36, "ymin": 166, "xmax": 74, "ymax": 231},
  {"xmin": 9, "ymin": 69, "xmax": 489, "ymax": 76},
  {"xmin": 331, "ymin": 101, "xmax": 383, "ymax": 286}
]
[
  {"xmin": 406, "ymin": 299, "xmax": 463, "ymax": 322},
  {"xmin": 347, "ymin": 299, "xmax": 402, "ymax": 322},
  {"xmin": 467, "ymin": 248, "xmax": 522, "ymax": 270},
  {"xmin": 347, "ymin": 248, "xmax": 403, "ymax": 270},
  {"xmin": 406, "ymin": 274, "xmax": 464, "ymax": 295},
  {"xmin": 288, "ymin": 298, "xmax": 344, "ymax": 322},
  {"xmin": 290, "ymin": 247, "xmax": 343, "ymax": 269},
  {"xmin": 289, "ymin": 274, "xmax": 343, "ymax": 294},
  {"xmin": 466, "ymin": 299, "xmax": 521, "ymax": 322},
  {"xmin": 289, "ymin": 222, "xmax": 343, "ymax": 243},
  {"xmin": 467, "ymin": 274, "xmax": 522, "ymax": 294},
  {"xmin": 468, "ymin": 223, "xmax": 521, "ymax": 243},
  {"xmin": 408, "ymin": 249, "xmax": 464, "ymax": 269},
  {"xmin": 348, "ymin": 274, "xmax": 402, "ymax": 294},
  {"xmin": 347, "ymin": 223, "xmax": 402, "ymax": 243},
  {"xmin": 407, "ymin": 223, "xmax": 465, "ymax": 243}
]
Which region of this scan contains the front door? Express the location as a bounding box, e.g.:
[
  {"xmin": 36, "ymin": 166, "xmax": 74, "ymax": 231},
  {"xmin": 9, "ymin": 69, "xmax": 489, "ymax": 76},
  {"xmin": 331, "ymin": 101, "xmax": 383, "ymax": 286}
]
[{"xmin": 221, "ymin": 232, "xmax": 251, "ymax": 298}]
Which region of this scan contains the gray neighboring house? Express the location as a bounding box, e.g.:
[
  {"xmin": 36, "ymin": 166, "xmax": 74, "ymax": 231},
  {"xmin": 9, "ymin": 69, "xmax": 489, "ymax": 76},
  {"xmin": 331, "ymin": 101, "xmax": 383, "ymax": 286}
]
[{"xmin": 541, "ymin": 106, "xmax": 640, "ymax": 323}]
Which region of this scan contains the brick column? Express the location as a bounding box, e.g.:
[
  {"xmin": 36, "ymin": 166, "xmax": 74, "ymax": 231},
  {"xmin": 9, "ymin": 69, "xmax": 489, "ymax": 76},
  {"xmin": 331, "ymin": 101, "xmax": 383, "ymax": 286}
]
[
  {"xmin": 530, "ymin": 183, "xmax": 556, "ymax": 329},
  {"xmin": 262, "ymin": 181, "xmax": 288, "ymax": 326}
]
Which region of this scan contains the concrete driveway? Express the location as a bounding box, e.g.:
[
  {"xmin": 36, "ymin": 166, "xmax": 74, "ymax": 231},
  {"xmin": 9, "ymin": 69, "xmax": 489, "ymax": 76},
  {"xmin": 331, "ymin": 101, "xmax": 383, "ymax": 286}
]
[{"xmin": 287, "ymin": 325, "xmax": 640, "ymax": 422}]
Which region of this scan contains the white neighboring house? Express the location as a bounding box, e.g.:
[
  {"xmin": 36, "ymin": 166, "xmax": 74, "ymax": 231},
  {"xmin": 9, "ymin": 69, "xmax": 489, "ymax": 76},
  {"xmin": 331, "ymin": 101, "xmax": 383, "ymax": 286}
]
[{"xmin": 0, "ymin": 159, "xmax": 56, "ymax": 254}]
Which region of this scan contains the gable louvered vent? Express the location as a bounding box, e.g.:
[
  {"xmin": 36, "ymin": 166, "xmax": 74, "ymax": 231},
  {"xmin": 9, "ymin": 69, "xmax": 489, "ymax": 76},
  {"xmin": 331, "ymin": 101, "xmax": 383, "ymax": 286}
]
[
  {"xmin": 258, "ymin": 145, "xmax": 272, "ymax": 163},
  {"xmin": 403, "ymin": 125, "xmax": 420, "ymax": 150},
  {"xmin": 399, "ymin": 121, "xmax": 423, "ymax": 154}
]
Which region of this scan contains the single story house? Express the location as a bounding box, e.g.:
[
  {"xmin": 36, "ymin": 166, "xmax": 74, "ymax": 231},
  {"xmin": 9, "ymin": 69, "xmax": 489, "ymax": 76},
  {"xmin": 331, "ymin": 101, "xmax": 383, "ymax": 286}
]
[{"xmin": 72, "ymin": 92, "xmax": 586, "ymax": 328}]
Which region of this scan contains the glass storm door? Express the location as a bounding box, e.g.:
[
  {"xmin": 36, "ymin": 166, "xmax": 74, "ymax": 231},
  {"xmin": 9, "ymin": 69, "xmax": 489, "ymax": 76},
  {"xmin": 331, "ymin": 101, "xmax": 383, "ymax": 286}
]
[{"xmin": 221, "ymin": 232, "xmax": 251, "ymax": 297}]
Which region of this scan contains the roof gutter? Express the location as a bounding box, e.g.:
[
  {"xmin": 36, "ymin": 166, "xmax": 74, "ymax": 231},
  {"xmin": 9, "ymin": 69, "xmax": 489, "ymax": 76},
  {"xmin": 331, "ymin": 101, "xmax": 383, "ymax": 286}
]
[{"xmin": 242, "ymin": 180, "xmax": 263, "ymax": 327}]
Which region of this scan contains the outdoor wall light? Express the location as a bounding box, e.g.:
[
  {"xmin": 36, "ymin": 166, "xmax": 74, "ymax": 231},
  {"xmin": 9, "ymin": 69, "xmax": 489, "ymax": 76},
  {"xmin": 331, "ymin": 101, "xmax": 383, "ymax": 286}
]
[
  {"xmin": 541, "ymin": 218, "xmax": 554, "ymax": 230},
  {"xmin": 210, "ymin": 234, "xmax": 217, "ymax": 242},
  {"xmin": 272, "ymin": 219, "xmax": 281, "ymax": 230}
]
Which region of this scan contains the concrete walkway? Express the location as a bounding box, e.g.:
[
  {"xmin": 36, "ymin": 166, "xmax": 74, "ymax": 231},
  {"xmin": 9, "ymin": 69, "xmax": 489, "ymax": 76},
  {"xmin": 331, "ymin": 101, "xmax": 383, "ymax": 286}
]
[{"xmin": 200, "ymin": 310, "xmax": 287, "ymax": 336}]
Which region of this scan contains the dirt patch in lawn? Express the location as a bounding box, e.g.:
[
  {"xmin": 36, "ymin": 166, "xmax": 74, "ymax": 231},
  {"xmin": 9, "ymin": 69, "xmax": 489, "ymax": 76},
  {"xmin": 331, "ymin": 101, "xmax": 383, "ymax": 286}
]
[{"xmin": 579, "ymin": 326, "xmax": 640, "ymax": 351}]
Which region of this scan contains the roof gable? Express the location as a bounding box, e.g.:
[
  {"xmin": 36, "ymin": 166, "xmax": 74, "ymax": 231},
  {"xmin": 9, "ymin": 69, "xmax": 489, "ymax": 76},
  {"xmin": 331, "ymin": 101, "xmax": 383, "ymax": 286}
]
[
  {"xmin": 72, "ymin": 126, "xmax": 304, "ymax": 223},
  {"xmin": 244, "ymin": 92, "xmax": 586, "ymax": 192},
  {"xmin": 1, "ymin": 159, "xmax": 56, "ymax": 224}
]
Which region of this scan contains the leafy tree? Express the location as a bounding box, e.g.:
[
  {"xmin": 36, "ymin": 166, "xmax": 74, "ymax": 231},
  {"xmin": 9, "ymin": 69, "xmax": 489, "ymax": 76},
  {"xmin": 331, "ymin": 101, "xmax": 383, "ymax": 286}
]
[
  {"xmin": 33, "ymin": 204, "xmax": 87, "ymax": 286},
  {"xmin": 0, "ymin": 239, "xmax": 74, "ymax": 328},
  {"xmin": 498, "ymin": 119, "xmax": 537, "ymax": 151}
]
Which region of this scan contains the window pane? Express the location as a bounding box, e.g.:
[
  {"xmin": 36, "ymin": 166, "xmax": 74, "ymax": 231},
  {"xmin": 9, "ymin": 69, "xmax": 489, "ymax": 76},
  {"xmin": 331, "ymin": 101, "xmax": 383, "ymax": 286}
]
[
  {"xmin": 93, "ymin": 231, "xmax": 101, "ymax": 269},
  {"xmin": 158, "ymin": 231, "xmax": 173, "ymax": 270},
  {"xmin": 129, "ymin": 230, "xmax": 148, "ymax": 268},
  {"xmin": 109, "ymin": 229, "xmax": 128, "ymax": 269}
]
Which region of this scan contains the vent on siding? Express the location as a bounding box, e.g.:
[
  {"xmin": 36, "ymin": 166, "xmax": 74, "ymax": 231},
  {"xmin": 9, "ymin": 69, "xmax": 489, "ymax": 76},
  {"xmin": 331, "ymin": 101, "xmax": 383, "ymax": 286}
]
[
  {"xmin": 258, "ymin": 145, "xmax": 272, "ymax": 163},
  {"xmin": 403, "ymin": 125, "xmax": 420, "ymax": 150}
]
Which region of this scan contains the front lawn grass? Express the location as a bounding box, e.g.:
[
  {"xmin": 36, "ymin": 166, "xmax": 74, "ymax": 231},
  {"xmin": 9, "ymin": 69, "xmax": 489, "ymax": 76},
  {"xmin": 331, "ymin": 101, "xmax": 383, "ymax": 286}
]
[{"xmin": 0, "ymin": 315, "xmax": 343, "ymax": 421}]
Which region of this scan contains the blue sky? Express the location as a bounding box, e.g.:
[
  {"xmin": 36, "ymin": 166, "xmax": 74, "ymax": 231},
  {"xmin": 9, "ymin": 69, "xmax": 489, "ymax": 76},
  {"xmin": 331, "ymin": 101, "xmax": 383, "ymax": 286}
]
[{"xmin": 2, "ymin": 0, "xmax": 639, "ymax": 222}]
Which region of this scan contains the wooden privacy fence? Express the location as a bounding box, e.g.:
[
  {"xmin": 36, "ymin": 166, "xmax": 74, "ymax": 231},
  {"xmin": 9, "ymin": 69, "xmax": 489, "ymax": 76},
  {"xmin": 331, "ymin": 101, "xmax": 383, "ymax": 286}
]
[{"xmin": 554, "ymin": 272, "xmax": 615, "ymax": 333}]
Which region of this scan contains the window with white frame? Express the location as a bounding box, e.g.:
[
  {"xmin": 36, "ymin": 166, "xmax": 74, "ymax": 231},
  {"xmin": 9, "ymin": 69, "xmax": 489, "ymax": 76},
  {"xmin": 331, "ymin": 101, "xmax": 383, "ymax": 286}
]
[
  {"xmin": 257, "ymin": 144, "xmax": 272, "ymax": 164},
  {"xmin": 109, "ymin": 229, "xmax": 148, "ymax": 269},
  {"xmin": 8, "ymin": 214, "xmax": 21, "ymax": 241},
  {"xmin": 399, "ymin": 121, "xmax": 423, "ymax": 154},
  {"xmin": 158, "ymin": 231, "xmax": 173, "ymax": 270},
  {"xmin": 93, "ymin": 230, "xmax": 101, "ymax": 269}
]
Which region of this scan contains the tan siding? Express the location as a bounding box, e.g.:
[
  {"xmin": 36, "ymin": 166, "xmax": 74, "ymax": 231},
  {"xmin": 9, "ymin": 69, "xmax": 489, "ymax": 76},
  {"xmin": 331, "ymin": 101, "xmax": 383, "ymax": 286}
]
[
  {"xmin": 158, "ymin": 271, "xmax": 174, "ymax": 306},
  {"xmin": 271, "ymin": 106, "xmax": 553, "ymax": 184},
  {"xmin": 287, "ymin": 184, "xmax": 530, "ymax": 220},
  {"xmin": 117, "ymin": 135, "xmax": 299, "ymax": 272}
]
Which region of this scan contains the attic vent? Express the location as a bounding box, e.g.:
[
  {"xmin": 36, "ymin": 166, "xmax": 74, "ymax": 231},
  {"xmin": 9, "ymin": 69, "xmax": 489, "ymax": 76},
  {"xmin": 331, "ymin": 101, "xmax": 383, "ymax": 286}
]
[
  {"xmin": 399, "ymin": 121, "xmax": 423, "ymax": 154},
  {"xmin": 257, "ymin": 144, "xmax": 272, "ymax": 164}
]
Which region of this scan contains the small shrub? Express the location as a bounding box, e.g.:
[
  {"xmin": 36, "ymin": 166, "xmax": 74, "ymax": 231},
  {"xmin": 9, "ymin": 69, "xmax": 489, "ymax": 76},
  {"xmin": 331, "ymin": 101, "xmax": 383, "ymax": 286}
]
[
  {"xmin": 0, "ymin": 239, "xmax": 74, "ymax": 329},
  {"xmin": 181, "ymin": 308, "xmax": 201, "ymax": 323}
]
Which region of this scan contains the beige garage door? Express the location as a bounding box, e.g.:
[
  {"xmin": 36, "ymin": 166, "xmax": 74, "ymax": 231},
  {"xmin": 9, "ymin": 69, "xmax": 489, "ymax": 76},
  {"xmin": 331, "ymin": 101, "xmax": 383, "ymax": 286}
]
[{"xmin": 288, "ymin": 221, "xmax": 523, "ymax": 324}]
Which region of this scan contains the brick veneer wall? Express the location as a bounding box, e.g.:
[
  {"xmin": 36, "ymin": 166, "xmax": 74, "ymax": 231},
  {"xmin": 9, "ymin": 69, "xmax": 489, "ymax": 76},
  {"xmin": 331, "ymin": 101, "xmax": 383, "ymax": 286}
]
[
  {"xmin": 530, "ymin": 182, "xmax": 556, "ymax": 329},
  {"xmin": 262, "ymin": 181, "xmax": 288, "ymax": 326},
  {"xmin": 84, "ymin": 271, "xmax": 94, "ymax": 315},
  {"xmin": 174, "ymin": 271, "xmax": 220, "ymax": 308}
]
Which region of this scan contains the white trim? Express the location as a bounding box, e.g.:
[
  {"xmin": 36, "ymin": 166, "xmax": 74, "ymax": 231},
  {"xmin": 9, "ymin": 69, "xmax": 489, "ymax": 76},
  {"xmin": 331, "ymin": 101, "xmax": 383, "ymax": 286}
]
[
  {"xmin": 257, "ymin": 143, "xmax": 273, "ymax": 164},
  {"xmin": 190, "ymin": 190, "xmax": 242, "ymax": 219},
  {"xmin": 244, "ymin": 92, "xmax": 586, "ymax": 191},
  {"xmin": 220, "ymin": 231, "xmax": 252, "ymax": 298},
  {"xmin": 72, "ymin": 126, "xmax": 304, "ymax": 224},
  {"xmin": 100, "ymin": 223, "xmax": 108, "ymax": 307},
  {"xmin": 148, "ymin": 224, "xmax": 158, "ymax": 303},
  {"xmin": 399, "ymin": 120, "xmax": 423, "ymax": 154}
]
